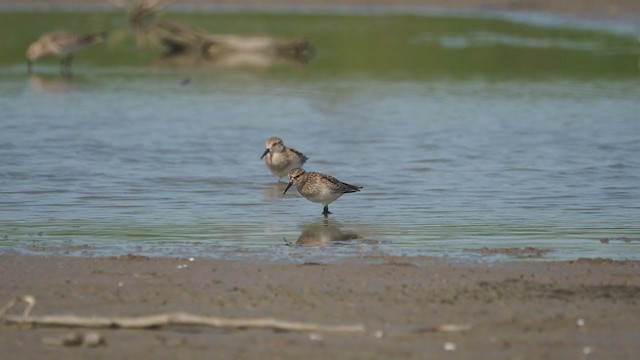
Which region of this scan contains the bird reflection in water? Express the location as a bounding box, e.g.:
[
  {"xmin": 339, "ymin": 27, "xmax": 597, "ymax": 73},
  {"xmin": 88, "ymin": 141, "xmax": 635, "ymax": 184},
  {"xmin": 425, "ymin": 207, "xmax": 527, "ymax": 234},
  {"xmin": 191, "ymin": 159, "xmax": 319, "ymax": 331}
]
[
  {"xmin": 294, "ymin": 219, "xmax": 361, "ymax": 247},
  {"xmin": 28, "ymin": 74, "xmax": 87, "ymax": 93}
]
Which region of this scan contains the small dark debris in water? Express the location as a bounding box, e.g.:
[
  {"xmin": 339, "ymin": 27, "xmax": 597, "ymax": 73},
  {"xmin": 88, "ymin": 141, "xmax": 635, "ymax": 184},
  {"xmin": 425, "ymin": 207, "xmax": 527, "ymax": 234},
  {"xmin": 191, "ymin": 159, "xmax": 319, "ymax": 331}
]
[
  {"xmin": 300, "ymin": 262, "xmax": 326, "ymax": 266},
  {"xmin": 64, "ymin": 244, "xmax": 94, "ymax": 251},
  {"xmin": 359, "ymin": 238, "xmax": 383, "ymax": 245},
  {"xmin": 180, "ymin": 77, "xmax": 192, "ymax": 86},
  {"xmin": 115, "ymin": 254, "xmax": 151, "ymax": 261},
  {"xmin": 570, "ymin": 258, "xmax": 629, "ymax": 265},
  {"xmin": 28, "ymin": 244, "xmax": 95, "ymax": 252},
  {"xmin": 599, "ymin": 237, "xmax": 639, "ymax": 244},
  {"xmin": 468, "ymin": 247, "xmax": 551, "ymax": 258},
  {"xmin": 383, "ymin": 261, "xmax": 418, "ymax": 267}
]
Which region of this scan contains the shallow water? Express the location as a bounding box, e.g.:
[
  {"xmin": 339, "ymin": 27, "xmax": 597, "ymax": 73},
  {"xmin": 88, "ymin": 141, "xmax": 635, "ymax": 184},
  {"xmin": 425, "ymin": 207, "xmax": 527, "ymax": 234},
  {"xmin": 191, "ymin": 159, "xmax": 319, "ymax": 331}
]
[{"xmin": 1, "ymin": 10, "xmax": 639, "ymax": 261}]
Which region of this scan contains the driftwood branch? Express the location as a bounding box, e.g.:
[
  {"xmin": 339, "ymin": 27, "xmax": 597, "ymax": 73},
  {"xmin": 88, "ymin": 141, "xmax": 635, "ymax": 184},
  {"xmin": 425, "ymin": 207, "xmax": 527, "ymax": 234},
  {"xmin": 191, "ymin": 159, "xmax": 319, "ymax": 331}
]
[
  {"xmin": 5, "ymin": 313, "xmax": 367, "ymax": 333},
  {"xmin": 1, "ymin": 296, "xmax": 366, "ymax": 334}
]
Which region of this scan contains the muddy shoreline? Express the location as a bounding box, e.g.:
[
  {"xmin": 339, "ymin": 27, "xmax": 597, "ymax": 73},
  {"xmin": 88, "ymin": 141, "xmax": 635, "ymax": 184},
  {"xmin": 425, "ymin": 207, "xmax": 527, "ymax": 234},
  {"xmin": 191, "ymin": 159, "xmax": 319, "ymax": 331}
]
[{"xmin": 1, "ymin": 255, "xmax": 639, "ymax": 359}]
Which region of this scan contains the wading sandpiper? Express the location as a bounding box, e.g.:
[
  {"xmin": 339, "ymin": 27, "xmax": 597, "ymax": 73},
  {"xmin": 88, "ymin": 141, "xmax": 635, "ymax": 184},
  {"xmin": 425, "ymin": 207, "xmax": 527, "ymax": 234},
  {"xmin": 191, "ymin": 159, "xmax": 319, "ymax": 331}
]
[
  {"xmin": 261, "ymin": 137, "xmax": 308, "ymax": 181},
  {"xmin": 284, "ymin": 167, "xmax": 362, "ymax": 217},
  {"xmin": 27, "ymin": 31, "xmax": 106, "ymax": 75}
]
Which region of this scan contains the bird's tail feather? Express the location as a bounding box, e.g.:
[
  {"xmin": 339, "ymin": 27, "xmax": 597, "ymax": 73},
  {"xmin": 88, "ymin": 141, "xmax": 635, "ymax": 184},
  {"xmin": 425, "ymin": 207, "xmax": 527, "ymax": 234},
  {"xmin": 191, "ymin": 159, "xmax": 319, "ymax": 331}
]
[{"xmin": 344, "ymin": 183, "xmax": 363, "ymax": 193}]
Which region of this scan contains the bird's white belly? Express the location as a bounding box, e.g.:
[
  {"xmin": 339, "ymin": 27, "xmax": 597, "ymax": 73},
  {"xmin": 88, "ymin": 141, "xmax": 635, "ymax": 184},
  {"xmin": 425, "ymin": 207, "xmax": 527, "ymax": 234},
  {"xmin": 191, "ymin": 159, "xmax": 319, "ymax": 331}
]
[
  {"xmin": 303, "ymin": 188, "xmax": 343, "ymax": 205},
  {"xmin": 266, "ymin": 153, "xmax": 298, "ymax": 177}
]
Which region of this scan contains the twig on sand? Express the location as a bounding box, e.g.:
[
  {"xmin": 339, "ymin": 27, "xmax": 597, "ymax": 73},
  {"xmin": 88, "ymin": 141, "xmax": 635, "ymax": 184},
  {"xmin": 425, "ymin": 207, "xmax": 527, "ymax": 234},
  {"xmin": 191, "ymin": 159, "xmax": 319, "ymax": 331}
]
[{"xmin": 1, "ymin": 296, "xmax": 366, "ymax": 334}]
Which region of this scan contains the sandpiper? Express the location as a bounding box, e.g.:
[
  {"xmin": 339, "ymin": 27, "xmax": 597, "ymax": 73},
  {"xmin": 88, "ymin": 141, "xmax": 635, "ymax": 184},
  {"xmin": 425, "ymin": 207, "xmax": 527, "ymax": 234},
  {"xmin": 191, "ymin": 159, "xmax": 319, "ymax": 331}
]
[
  {"xmin": 261, "ymin": 137, "xmax": 308, "ymax": 181},
  {"xmin": 284, "ymin": 168, "xmax": 362, "ymax": 217},
  {"xmin": 26, "ymin": 31, "xmax": 106, "ymax": 75}
]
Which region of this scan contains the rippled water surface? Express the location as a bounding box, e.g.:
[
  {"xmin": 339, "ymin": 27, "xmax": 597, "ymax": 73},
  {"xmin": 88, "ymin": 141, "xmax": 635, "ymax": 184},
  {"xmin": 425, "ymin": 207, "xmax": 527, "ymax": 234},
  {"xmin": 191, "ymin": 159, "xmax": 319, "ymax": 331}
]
[{"xmin": 1, "ymin": 10, "xmax": 639, "ymax": 261}]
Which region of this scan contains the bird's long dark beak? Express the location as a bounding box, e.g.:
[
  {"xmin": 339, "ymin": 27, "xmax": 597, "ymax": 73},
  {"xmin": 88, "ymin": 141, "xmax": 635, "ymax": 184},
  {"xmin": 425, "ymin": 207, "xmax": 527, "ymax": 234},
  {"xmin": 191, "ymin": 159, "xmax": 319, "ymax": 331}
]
[
  {"xmin": 27, "ymin": 60, "xmax": 33, "ymax": 74},
  {"xmin": 283, "ymin": 181, "xmax": 293, "ymax": 195},
  {"xmin": 260, "ymin": 148, "xmax": 269, "ymax": 159}
]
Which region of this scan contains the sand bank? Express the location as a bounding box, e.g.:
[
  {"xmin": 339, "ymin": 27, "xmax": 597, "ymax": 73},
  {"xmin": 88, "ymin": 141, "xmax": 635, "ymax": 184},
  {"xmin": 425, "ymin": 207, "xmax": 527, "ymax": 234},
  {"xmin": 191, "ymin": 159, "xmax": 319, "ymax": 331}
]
[{"xmin": 1, "ymin": 255, "xmax": 638, "ymax": 359}]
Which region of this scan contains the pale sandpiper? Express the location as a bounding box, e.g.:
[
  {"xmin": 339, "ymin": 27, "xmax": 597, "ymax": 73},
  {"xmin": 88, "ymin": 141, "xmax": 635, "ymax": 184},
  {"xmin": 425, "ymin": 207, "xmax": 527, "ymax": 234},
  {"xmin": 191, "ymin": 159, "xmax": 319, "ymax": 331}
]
[
  {"xmin": 27, "ymin": 31, "xmax": 106, "ymax": 75},
  {"xmin": 283, "ymin": 167, "xmax": 362, "ymax": 217},
  {"xmin": 261, "ymin": 137, "xmax": 308, "ymax": 181}
]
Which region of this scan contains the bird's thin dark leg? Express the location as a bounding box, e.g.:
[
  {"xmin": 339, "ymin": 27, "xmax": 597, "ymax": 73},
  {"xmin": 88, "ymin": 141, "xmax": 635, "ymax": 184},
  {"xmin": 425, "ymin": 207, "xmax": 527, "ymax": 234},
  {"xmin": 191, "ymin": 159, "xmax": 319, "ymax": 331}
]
[
  {"xmin": 322, "ymin": 205, "xmax": 332, "ymax": 217},
  {"xmin": 61, "ymin": 56, "xmax": 74, "ymax": 76},
  {"xmin": 60, "ymin": 58, "xmax": 67, "ymax": 75}
]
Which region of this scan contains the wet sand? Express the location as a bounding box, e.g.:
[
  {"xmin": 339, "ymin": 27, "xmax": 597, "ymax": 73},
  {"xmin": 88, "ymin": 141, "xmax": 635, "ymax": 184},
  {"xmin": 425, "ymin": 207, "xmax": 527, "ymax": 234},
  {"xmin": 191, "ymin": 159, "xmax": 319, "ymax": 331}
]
[{"xmin": 1, "ymin": 255, "xmax": 639, "ymax": 359}]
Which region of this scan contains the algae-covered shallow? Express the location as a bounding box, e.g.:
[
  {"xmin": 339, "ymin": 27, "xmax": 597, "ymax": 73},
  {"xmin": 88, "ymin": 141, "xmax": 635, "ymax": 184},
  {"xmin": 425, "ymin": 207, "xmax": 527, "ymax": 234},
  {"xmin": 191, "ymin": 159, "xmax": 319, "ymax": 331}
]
[{"xmin": 0, "ymin": 10, "xmax": 639, "ymax": 261}]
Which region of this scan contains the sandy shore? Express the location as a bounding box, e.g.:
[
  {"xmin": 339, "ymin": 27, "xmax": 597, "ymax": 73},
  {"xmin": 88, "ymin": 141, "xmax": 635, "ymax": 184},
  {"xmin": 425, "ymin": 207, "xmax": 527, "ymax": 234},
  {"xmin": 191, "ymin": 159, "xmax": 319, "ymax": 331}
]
[{"xmin": 1, "ymin": 255, "xmax": 638, "ymax": 359}]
